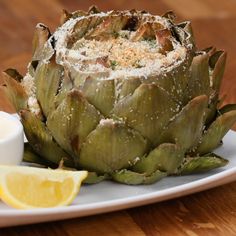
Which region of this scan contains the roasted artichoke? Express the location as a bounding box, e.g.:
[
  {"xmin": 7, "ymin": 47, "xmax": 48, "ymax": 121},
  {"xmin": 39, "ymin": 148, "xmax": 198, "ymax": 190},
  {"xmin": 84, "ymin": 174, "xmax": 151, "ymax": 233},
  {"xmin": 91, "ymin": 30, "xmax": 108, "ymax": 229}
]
[{"xmin": 3, "ymin": 7, "xmax": 236, "ymax": 184}]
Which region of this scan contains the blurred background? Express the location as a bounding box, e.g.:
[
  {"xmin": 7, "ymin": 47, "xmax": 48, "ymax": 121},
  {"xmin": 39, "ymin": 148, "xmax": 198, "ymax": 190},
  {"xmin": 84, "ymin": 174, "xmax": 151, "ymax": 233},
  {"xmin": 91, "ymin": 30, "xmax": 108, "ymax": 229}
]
[{"xmin": 0, "ymin": 0, "xmax": 236, "ymax": 116}]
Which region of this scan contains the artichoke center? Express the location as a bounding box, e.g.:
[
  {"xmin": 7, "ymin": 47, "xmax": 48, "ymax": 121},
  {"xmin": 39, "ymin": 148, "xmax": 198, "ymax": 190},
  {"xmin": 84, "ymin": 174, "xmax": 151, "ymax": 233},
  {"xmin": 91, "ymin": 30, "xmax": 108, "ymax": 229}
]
[{"xmin": 54, "ymin": 13, "xmax": 187, "ymax": 79}]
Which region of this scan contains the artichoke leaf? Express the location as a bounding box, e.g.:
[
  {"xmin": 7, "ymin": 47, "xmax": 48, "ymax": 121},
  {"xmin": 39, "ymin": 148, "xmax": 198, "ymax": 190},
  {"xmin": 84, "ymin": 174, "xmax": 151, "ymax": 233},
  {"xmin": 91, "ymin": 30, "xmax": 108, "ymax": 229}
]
[
  {"xmin": 61, "ymin": 6, "xmax": 100, "ymax": 25},
  {"xmin": 54, "ymin": 70, "xmax": 73, "ymax": 108},
  {"xmin": 3, "ymin": 69, "xmax": 27, "ymax": 112},
  {"xmin": 219, "ymin": 104, "xmax": 236, "ymax": 115},
  {"xmin": 158, "ymin": 95, "xmax": 208, "ymax": 150},
  {"xmin": 131, "ymin": 22, "xmax": 162, "ymax": 41},
  {"xmin": 115, "ymin": 77, "xmax": 141, "ymax": 102},
  {"xmin": 176, "ymin": 21, "xmax": 195, "ymax": 50},
  {"xmin": 155, "ymin": 29, "xmax": 173, "ymax": 54},
  {"xmin": 88, "ymin": 5, "xmax": 101, "ymax": 14},
  {"xmin": 20, "ymin": 110, "xmax": 73, "ymax": 166},
  {"xmin": 162, "ymin": 11, "xmax": 176, "ymax": 21},
  {"xmin": 47, "ymin": 89, "xmax": 102, "ymax": 158},
  {"xmin": 203, "ymin": 47, "xmax": 216, "ymax": 56},
  {"xmin": 141, "ymin": 63, "xmax": 188, "ymax": 104},
  {"xmin": 85, "ymin": 15, "xmax": 129, "ymax": 40},
  {"xmin": 23, "ymin": 143, "xmax": 56, "ymax": 168},
  {"xmin": 32, "ymin": 23, "xmax": 51, "ymax": 60},
  {"xmin": 78, "ymin": 119, "xmax": 149, "ymax": 174},
  {"xmin": 186, "ymin": 53, "xmax": 211, "ymax": 100},
  {"xmin": 28, "ymin": 60, "xmax": 39, "ymax": 77},
  {"xmin": 112, "ymin": 169, "xmax": 167, "ymax": 185},
  {"xmin": 35, "ymin": 60, "xmax": 64, "ymax": 117},
  {"xmin": 83, "ymin": 77, "xmax": 115, "ymax": 116},
  {"xmin": 60, "ymin": 9, "xmax": 73, "ymax": 25},
  {"xmin": 83, "ymin": 172, "xmax": 110, "ymax": 184},
  {"xmin": 211, "ymin": 51, "xmax": 227, "ymax": 93},
  {"xmin": 67, "ymin": 16, "xmax": 104, "ymax": 48},
  {"xmin": 204, "ymin": 51, "xmax": 227, "ymax": 123},
  {"xmin": 4, "ymin": 68, "xmax": 23, "ymax": 82},
  {"xmin": 112, "ymin": 83, "xmax": 180, "ymax": 145},
  {"xmin": 60, "ymin": 9, "xmax": 88, "ymax": 25},
  {"xmin": 197, "ymin": 109, "xmax": 236, "ymax": 155},
  {"xmin": 178, "ymin": 153, "xmax": 228, "ymax": 175},
  {"xmin": 132, "ymin": 143, "xmax": 184, "ymax": 175},
  {"xmin": 204, "ymin": 96, "xmax": 218, "ymax": 126}
]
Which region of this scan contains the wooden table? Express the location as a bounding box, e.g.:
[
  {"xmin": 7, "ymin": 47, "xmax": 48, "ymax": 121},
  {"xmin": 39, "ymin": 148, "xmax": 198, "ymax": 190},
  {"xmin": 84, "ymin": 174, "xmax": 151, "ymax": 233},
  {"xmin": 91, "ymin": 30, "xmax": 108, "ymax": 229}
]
[{"xmin": 0, "ymin": 0, "xmax": 236, "ymax": 235}]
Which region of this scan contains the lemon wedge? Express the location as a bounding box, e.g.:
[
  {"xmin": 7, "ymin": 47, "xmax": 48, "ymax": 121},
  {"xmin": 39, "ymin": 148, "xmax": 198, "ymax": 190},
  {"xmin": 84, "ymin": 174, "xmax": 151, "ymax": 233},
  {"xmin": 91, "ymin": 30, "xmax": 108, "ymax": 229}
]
[{"xmin": 0, "ymin": 165, "xmax": 88, "ymax": 209}]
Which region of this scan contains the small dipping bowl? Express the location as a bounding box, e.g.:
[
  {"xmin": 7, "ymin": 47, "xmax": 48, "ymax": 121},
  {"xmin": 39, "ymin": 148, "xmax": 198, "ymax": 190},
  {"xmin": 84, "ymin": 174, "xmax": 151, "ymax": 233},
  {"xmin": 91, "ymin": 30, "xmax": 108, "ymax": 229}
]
[{"xmin": 0, "ymin": 111, "xmax": 24, "ymax": 165}]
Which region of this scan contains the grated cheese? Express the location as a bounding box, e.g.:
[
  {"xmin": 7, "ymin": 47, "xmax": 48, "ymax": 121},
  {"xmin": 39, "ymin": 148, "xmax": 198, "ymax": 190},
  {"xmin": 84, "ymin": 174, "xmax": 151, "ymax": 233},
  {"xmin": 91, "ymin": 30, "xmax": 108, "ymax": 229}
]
[{"xmin": 21, "ymin": 73, "xmax": 41, "ymax": 115}]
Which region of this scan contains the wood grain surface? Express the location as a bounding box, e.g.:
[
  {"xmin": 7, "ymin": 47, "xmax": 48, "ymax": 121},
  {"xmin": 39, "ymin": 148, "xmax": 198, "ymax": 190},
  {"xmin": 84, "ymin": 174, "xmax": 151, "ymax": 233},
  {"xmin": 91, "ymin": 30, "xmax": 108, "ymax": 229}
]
[{"xmin": 0, "ymin": 0, "xmax": 236, "ymax": 235}]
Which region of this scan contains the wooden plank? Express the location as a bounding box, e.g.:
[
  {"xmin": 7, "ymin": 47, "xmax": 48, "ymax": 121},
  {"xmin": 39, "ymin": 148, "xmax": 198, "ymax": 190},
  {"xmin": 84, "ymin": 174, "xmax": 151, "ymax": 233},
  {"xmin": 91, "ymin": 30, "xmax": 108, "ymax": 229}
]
[
  {"xmin": 129, "ymin": 182, "xmax": 236, "ymax": 236},
  {"xmin": 58, "ymin": 0, "xmax": 169, "ymax": 14},
  {"xmin": 0, "ymin": 211, "xmax": 145, "ymax": 236},
  {"xmin": 163, "ymin": 0, "xmax": 236, "ymax": 18}
]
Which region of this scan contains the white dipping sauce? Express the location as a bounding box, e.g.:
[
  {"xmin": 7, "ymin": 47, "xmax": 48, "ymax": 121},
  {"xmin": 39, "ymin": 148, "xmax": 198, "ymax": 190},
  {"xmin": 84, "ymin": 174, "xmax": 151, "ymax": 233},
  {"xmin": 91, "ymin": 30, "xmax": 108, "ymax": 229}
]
[
  {"xmin": 0, "ymin": 112, "xmax": 24, "ymax": 165},
  {"xmin": 0, "ymin": 116, "xmax": 18, "ymax": 139}
]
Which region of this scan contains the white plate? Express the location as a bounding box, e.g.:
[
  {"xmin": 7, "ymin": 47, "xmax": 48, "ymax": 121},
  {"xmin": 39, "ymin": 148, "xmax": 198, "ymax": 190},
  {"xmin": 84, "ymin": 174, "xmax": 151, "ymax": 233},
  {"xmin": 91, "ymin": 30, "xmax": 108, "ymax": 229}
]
[{"xmin": 0, "ymin": 131, "xmax": 236, "ymax": 228}]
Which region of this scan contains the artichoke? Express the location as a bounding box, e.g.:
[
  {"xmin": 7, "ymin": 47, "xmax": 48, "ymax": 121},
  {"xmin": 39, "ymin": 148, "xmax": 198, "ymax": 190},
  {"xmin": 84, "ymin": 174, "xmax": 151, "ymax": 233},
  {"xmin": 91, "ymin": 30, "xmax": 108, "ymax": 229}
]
[{"xmin": 3, "ymin": 7, "xmax": 236, "ymax": 185}]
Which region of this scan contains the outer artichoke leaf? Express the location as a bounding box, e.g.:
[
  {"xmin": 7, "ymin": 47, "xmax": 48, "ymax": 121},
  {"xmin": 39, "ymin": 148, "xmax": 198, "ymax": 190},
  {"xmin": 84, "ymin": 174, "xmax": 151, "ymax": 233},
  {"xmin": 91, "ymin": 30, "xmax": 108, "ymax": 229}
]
[
  {"xmin": 23, "ymin": 143, "xmax": 56, "ymax": 168},
  {"xmin": 3, "ymin": 70, "xmax": 27, "ymax": 112},
  {"xmin": 211, "ymin": 51, "xmax": 227, "ymax": 93},
  {"xmin": 83, "ymin": 77, "xmax": 115, "ymax": 116},
  {"xmin": 112, "ymin": 84, "xmax": 179, "ymax": 145},
  {"xmin": 78, "ymin": 119, "xmax": 149, "ymax": 174},
  {"xmin": 47, "ymin": 89, "xmax": 102, "ymax": 158},
  {"xmin": 197, "ymin": 109, "xmax": 236, "ymax": 154},
  {"xmin": 142, "ymin": 170, "xmax": 167, "ymax": 184},
  {"xmin": 170, "ymin": 57, "xmax": 193, "ymax": 103},
  {"xmin": 176, "ymin": 21, "xmax": 195, "ymax": 50},
  {"xmin": 61, "ymin": 5, "xmax": 99, "ymax": 24},
  {"xmin": 115, "ymin": 77, "xmax": 141, "ymax": 102},
  {"xmin": 209, "ymin": 50, "xmax": 223, "ymax": 68},
  {"xmin": 204, "ymin": 48, "xmax": 225, "ymax": 119},
  {"xmin": 28, "ymin": 61, "xmax": 39, "ymax": 77},
  {"xmin": 85, "ymin": 15, "xmax": 129, "ymax": 40},
  {"xmin": 132, "ymin": 143, "xmax": 184, "ymax": 175},
  {"xmin": 203, "ymin": 47, "xmax": 216, "ymax": 55},
  {"xmin": 32, "ymin": 23, "xmax": 51, "ymax": 60},
  {"xmin": 60, "ymin": 9, "xmax": 88, "ymax": 25},
  {"xmin": 165, "ymin": 26, "xmax": 194, "ymax": 103},
  {"xmin": 35, "ymin": 60, "xmax": 64, "ymax": 117},
  {"xmin": 204, "ymin": 51, "xmax": 227, "ymax": 123},
  {"xmin": 69, "ymin": 66, "xmax": 110, "ymax": 88},
  {"xmin": 88, "ymin": 5, "xmax": 101, "ymax": 14},
  {"xmin": 142, "ymin": 61, "xmax": 189, "ymax": 104},
  {"xmin": 155, "ymin": 29, "xmax": 173, "ymax": 54},
  {"xmin": 54, "ymin": 70, "xmax": 73, "ymax": 108},
  {"xmin": 112, "ymin": 169, "xmax": 167, "ymax": 185},
  {"xmin": 162, "ymin": 11, "xmax": 176, "ymax": 21},
  {"xmin": 204, "ymin": 97, "xmax": 218, "ymax": 126},
  {"xmin": 67, "ymin": 16, "xmax": 104, "ymax": 48},
  {"xmin": 219, "ymin": 104, "xmax": 236, "ymax": 115},
  {"xmin": 186, "ymin": 53, "xmax": 210, "ymax": 100},
  {"xmin": 159, "ymin": 95, "xmax": 208, "ymax": 150},
  {"xmin": 60, "ymin": 9, "xmax": 73, "ymax": 25},
  {"xmin": 20, "ymin": 110, "xmax": 73, "ymax": 166},
  {"xmin": 131, "ymin": 22, "xmax": 161, "ymax": 41},
  {"xmin": 83, "ymin": 172, "xmax": 109, "ymax": 184},
  {"xmin": 178, "ymin": 154, "xmax": 228, "ymax": 175},
  {"xmin": 4, "ymin": 68, "xmax": 23, "ymax": 82}
]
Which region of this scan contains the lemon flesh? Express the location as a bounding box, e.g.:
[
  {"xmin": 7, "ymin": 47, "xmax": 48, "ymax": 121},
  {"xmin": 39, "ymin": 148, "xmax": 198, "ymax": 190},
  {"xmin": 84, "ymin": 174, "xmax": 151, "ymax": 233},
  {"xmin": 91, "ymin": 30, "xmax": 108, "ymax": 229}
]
[{"xmin": 0, "ymin": 165, "xmax": 88, "ymax": 209}]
